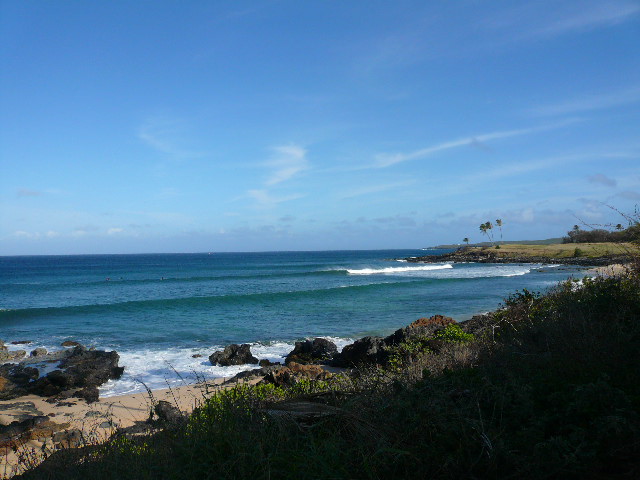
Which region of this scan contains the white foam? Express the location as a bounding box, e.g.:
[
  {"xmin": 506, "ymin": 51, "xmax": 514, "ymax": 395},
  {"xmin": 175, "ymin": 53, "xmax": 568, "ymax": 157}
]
[
  {"xmin": 99, "ymin": 337, "xmax": 354, "ymax": 398},
  {"xmin": 347, "ymin": 264, "xmax": 453, "ymax": 275}
]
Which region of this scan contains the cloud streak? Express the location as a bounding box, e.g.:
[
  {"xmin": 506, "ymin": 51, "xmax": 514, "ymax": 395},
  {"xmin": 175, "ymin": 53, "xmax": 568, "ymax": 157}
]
[
  {"xmin": 264, "ymin": 145, "xmax": 309, "ymax": 186},
  {"xmin": 373, "ymin": 121, "xmax": 577, "ymax": 168},
  {"xmin": 138, "ymin": 116, "xmax": 203, "ymax": 159}
]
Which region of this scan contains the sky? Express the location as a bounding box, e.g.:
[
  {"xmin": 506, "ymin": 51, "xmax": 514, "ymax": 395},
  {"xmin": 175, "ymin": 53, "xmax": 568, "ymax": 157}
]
[{"xmin": 1, "ymin": 0, "xmax": 639, "ymax": 255}]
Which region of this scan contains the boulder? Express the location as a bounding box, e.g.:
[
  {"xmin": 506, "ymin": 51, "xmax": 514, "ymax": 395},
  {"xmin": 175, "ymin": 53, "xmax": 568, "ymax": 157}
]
[
  {"xmin": 0, "ymin": 349, "xmax": 26, "ymax": 362},
  {"xmin": 30, "ymin": 347, "xmax": 48, "ymax": 357},
  {"xmin": 259, "ymin": 359, "xmax": 280, "ymax": 367},
  {"xmin": 28, "ymin": 346, "xmax": 124, "ymax": 400},
  {"xmin": 331, "ymin": 336, "xmax": 387, "ymax": 367},
  {"xmin": 0, "ymin": 365, "xmax": 39, "ymax": 400},
  {"xmin": 209, "ymin": 344, "xmax": 258, "ymax": 366},
  {"xmin": 332, "ymin": 315, "xmax": 458, "ymax": 368},
  {"xmin": 77, "ymin": 386, "xmax": 100, "ymax": 403},
  {"xmin": 384, "ymin": 315, "xmax": 456, "ymax": 346},
  {"xmin": 154, "ymin": 400, "xmax": 184, "ymax": 424},
  {"xmin": 263, "ymin": 362, "xmax": 332, "ymax": 387},
  {"xmin": 285, "ymin": 338, "xmax": 338, "ymax": 365}
]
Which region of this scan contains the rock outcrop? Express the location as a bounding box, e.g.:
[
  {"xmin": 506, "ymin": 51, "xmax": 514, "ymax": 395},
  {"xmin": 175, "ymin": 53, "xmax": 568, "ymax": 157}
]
[
  {"xmin": 209, "ymin": 344, "xmax": 258, "ymax": 366},
  {"xmin": 332, "ymin": 315, "xmax": 456, "ymax": 368},
  {"xmin": 0, "ymin": 345, "xmax": 124, "ymax": 402},
  {"xmin": 263, "ymin": 362, "xmax": 333, "ymax": 387},
  {"xmin": 285, "ymin": 338, "xmax": 338, "ymax": 365}
]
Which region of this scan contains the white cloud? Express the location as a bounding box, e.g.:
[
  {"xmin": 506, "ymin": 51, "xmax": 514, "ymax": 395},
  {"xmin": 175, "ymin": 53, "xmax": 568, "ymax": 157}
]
[
  {"xmin": 374, "ymin": 121, "xmax": 576, "ymax": 168},
  {"xmin": 107, "ymin": 227, "xmax": 124, "ymax": 235},
  {"xmin": 340, "ymin": 181, "xmax": 414, "ymax": 199},
  {"xmin": 264, "ymin": 145, "xmax": 309, "ymax": 185}
]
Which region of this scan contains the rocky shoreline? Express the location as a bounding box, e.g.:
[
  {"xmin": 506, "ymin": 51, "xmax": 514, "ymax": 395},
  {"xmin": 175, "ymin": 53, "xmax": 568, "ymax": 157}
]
[
  {"xmin": 404, "ymin": 248, "xmax": 631, "ymax": 266},
  {"xmin": 1, "ymin": 313, "xmax": 492, "ymax": 473}
]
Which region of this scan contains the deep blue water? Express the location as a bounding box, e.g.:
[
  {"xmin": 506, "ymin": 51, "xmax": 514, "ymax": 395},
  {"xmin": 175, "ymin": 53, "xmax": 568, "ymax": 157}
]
[{"xmin": 0, "ymin": 250, "xmax": 587, "ymax": 395}]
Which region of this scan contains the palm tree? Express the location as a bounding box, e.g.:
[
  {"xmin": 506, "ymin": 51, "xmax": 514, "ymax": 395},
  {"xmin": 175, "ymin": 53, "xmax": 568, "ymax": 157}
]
[
  {"xmin": 463, "ymin": 237, "xmax": 469, "ymax": 246},
  {"xmin": 485, "ymin": 221, "xmax": 494, "ymax": 244},
  {"xmin": 479, "ymin": 222, "xmax": 494, "ymax": 244},
  {"xmin": 496, "ymin": 218, "xmax": 503, "ymax": 245}
]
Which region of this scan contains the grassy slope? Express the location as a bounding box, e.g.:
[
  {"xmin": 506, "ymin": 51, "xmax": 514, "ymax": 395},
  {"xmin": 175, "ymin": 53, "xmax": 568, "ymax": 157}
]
[
  {"xmin": 469, "ymin": 242, "xmax": 638, "ymax": 258},
  {"xmin": 432, "ymin": 238, "xmax": 564, "ymax": 248},
  {"xmin": 19, "ymin": 269, "xmax": 640, "ymax": 480}
]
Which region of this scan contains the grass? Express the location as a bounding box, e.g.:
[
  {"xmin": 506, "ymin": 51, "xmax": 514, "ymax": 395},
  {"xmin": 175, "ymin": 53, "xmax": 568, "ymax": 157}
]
[
  {"xmin": 467, "ymin": 242, "xmax": 638, "ymax": 258},
  {"xmin": 16, "ymin": 265, "xmax": 640, "ymax": 480}
]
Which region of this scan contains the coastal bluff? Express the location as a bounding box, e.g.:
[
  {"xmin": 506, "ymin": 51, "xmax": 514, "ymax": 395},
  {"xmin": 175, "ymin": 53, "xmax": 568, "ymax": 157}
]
[{"xmin": 406, "ymin": 243, "xmax": 635, "ymax": 266}]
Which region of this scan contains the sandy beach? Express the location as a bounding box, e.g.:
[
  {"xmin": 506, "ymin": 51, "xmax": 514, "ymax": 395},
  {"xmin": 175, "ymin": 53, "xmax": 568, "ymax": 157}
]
[{"xmin": 0, "ymin": 378, "xmax": 236, "ymax": 478}]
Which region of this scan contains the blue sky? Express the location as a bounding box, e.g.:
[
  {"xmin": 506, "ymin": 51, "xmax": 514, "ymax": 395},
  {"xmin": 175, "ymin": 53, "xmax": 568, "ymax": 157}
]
[{"xmin": 1, "ymin": 0, "xmax": 639, "ymax": 254}]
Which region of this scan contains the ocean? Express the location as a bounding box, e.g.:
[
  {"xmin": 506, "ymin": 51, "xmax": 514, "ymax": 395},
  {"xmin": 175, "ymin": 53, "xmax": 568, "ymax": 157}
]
[{"xmin": 0, "ymin": 250, "xmax": 586, "ymax": 396}]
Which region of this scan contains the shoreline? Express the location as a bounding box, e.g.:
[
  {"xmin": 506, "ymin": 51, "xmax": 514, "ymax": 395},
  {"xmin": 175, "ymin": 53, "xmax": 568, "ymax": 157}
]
[
  {"xmin": 0, "ymin": 377, "xmax": 239, "ymax": 477},
  {"xmin": 1, "ymin": 261, "xmax": 628, "ymax": 477}
]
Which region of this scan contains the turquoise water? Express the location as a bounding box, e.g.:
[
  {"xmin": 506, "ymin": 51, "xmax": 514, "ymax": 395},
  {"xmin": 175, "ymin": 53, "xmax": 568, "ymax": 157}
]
[{"xmin": 0, "ymin": 250, "xmax": 586, "ymax": 395}]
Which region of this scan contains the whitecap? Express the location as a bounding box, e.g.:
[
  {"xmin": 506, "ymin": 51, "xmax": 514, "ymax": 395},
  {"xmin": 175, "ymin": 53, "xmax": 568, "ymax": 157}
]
[{"xmin": 347, "ymin": 264, "xmax": 453, "ymax": 275}]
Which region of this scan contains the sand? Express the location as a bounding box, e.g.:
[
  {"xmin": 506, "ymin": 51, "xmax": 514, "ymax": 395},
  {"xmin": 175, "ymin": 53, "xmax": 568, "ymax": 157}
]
[{"xmin": 0, "ymin": 377, "xmax": 245, "ymax": 478}]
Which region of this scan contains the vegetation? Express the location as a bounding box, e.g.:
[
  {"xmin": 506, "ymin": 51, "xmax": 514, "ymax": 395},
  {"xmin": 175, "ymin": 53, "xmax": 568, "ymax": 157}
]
[
  {"xmin": 563, "ymin": 222, "xmax": 640, "ymax": 244},
  {"xmin": 19, "ymin": 265, "xmax": 640, "ymax": 479},
  {"xmin": 465, "ymin": 241, "xmax": 638, "ymax": 259},
  {"xmin": 479, "ymin": 221, "xmax": 494, "ymax": 244}
]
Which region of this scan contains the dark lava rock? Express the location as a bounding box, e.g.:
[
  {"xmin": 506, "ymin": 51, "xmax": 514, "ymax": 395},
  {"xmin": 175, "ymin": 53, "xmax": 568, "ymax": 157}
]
[
  {"xmin": 209, "ymin": 344, "xmax": 258, "ymax": 366},
  {"xmin": 77, "ymin": 386, "xmax": 100, "ymax": 403},
  {"xmin": 27, "ymin": 346, "xmax": 124, "ymax": 400},
  {"xmin": 154, "ymin": 400, "xmax": 184, "ymax": 424},
  {"xmin": 259, "ymin": 359, "xmax": 280, "ymax": 367},
  {"xmin": 61, "ymin": 341, "xmax": 82, "ymax": 348},
  {"xmin": 332, "ymin": 336, "xmax": 387, "ymax": 367},
  {"xmin": 333, "ymin": 315, "xmax": 458, "ymax": 368},
  {"xmin": 385, "ymin": 315, "xmax": 456, "ymax": 346},
  {"xmin": 30, "ymin": 347, "xmax": 48, "ymax": 357},
  {"xmin": 460, "ymin": 313, "xmax": 498, "ymax": 337},
  {"xmin": 0, "ymin": 349, "xmax": 26, "ymax": 362},
  {"xmin": 285, "ymin": 338, "xmax": 338, "ymax": 365},
  {"xmin": 191, "ymin": 354, "xmax": 203, "ymax": 358},
  {"xmin": 263, "ymin": 362, "xmax": 332, "ymax": 387},
  {"xmin": 10, "ymin": 341, "xmax": 32, "ymax": 345},
  {"xmin": 223, "ymin": 366, "xmax": 281, "ymax": 384}
]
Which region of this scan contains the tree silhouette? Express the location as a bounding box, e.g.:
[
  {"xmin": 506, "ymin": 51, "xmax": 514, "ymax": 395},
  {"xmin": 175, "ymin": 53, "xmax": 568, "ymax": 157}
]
[{"xmin": 463, "ymin": 237, "xmax": 469, "ymax": 246}]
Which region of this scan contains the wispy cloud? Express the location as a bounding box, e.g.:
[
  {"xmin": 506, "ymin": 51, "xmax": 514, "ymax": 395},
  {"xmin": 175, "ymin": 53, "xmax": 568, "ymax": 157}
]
[
  {"xmin": 138, "ymin": 116, "xmax": 203, "ymax": 159},
  {"xmin": 588, "ymin": 173, "xmax": 617, "ymax": 187},
  {"xmin": 247, "ymin": 189, "xmax": 305, "ymax": 209},
  {"xmin": 264, "ymin": 144, "xmax": 309, "ymax": 186},
  {"xmin": 529, "ymin": 1, "xmax": 640, "ymax": 38},
  {"xmin": 374, "ymin": 121, "xmax": 576, "ymax": 168},
  {"xmin": 340, "ymin": 181, "xmax": 414, "ymax": 199},
  {"xmin": 530, "ymin": 85, "xmax": 640, "ymax": 116},
  {"xmin": 483, "ymin": 1, "xmax": 640, "ymax": 43}
]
